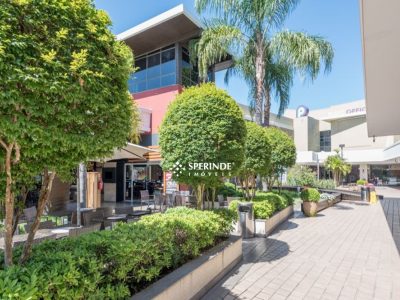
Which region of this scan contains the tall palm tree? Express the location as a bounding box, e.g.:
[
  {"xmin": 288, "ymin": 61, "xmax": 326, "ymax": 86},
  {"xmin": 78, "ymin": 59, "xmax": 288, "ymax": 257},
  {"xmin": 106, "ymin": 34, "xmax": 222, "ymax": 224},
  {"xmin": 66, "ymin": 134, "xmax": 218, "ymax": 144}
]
[
  {"xmin": 325, "ymin": 150, "xmax": 351, "ymax": 186},
  {"xmin": 192, "ymin": 0, "xmax": 334, "ymax": 126}
]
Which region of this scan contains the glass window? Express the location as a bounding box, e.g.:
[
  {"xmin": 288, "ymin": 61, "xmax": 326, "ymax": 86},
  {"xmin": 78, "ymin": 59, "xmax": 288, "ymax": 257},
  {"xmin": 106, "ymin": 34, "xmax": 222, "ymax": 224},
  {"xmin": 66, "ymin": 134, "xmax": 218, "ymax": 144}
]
[
  {"xmin": 320, "ymin": 130, "xmax": 331, "ymax": 152},
  {"xmin": 147, "ymin": 53, "xmax": 160, "ymax": 68},
  {"xmin": 136, "ymin": 57, "xmax": 146, "ymax": 70},
  {"xmin": 161, "ymin": 48, "xmax": 175, "ymax": 63},
  {"xmin": 129, "ymin": 46, "xmax": 177, "ymax": 93}
]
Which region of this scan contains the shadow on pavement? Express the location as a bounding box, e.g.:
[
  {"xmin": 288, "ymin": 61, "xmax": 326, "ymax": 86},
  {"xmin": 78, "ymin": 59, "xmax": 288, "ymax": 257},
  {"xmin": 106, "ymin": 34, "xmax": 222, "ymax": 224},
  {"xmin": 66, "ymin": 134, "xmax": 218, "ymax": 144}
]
[
  {"xmin": 332, "ymin": 204, "xmax": 354, "ymax": 210},
  {"xmin": 201, "ymin": 238, "xmax": 290, "ymax": 300}
]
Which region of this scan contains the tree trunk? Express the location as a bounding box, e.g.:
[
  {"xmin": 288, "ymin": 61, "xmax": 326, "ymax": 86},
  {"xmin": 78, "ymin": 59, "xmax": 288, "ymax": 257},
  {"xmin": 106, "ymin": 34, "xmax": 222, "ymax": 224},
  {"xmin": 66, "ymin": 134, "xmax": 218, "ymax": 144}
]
[
  {"xmin": 3, "ymin": 143, "xmax": 15, "ymax": 267},
  {"xmin": 195, "ymin": 184, "xmax": 205, "ymax": 210},
  {"xmin": 211, "ymin": 187, "xmax": 215, "ymax": 209},
  {"xmin": 20, "ymin": 170, "xmax": 56, "ymax": 265},
  {"xmin": 254, "ymin": 36, "xmax": 265, "ymax": 126},
  {"xmin": 12, "ymin": 188, "xmax": 28, "ymax": 236},
  {"xmin": 263, "ymin": 86, "xmax": 271, "ymax": 127},
  {"xmin": 251, "ymin": 176, "xmax": 256, "ymax": 200}
]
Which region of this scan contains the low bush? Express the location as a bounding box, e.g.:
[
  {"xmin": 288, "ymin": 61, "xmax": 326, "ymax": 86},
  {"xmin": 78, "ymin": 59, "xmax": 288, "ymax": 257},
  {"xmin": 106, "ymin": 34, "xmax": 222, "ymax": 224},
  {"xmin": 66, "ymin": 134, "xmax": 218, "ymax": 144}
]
[
  {"xmin": 300, "ymin": 188, "xmax": 320, "ymax": 203},
  {"xmin": 228, "ymin": 191, "xmax": 294, "ymax": 220},
  {"xmin": 253, "ymin": 201, "xmax": 276, "ymax": 219},
  {"xmin": 272, "ymin": 190, "xmax": 296, "ymax": 206},
  {"xmin": 228, "ymin": 200, "xmax": 241, "ymax": 219},
  {"xmin": 320, "ymin": 193, "xmax": 335, "ymax": 201},
  {"xmin": 218, "ymin": 182, "xmax": 243, "ymax": 198},
  {"xmin": 356, "ymin": 179, "xmax": 367, "ymax": 186},
  {"xmin": 314, "ymin": 179, "xmax": 336, "ymax": 189},
  {"xmin": 0, "ymin": 208, "xmax": 232, "ymax": 299}
]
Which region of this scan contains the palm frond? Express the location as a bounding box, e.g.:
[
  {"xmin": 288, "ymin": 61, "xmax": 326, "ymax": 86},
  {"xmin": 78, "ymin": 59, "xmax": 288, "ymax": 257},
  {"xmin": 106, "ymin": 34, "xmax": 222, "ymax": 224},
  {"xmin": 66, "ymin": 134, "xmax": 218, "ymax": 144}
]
[
  {"xmin": 195, "ymin": 23, "xmax": 243, "ymax": 79},
  {"xmin": 270, "ymin": 30, "xmax": 334, "ymax": 80},
  {"xmin": 252, "ymin": 0, "xmax": 300, "ymax": 28},
  {"xmin": 265, "ymin": 58, "xmax": 294, "ymax": 116}
]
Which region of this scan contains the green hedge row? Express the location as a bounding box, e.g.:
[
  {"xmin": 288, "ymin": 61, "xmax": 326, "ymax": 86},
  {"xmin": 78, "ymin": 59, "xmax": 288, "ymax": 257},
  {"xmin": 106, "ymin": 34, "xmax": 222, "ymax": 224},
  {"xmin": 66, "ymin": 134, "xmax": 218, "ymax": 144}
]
[
  {"xmin": 0, "ymin": 208, "xmax": 235, "ymax": 299},
  {"xmin": 228, "ymin": 192, "xmax": 294, "ymax": 219}
]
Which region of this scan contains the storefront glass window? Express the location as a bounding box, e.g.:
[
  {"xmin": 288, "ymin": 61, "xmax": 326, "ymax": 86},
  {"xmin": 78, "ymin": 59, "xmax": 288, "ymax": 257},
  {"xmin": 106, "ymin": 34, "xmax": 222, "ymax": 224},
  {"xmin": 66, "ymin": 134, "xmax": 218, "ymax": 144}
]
[{"xmin": 129, "ymin": 45, "xmax": 177, "ymax": 93}]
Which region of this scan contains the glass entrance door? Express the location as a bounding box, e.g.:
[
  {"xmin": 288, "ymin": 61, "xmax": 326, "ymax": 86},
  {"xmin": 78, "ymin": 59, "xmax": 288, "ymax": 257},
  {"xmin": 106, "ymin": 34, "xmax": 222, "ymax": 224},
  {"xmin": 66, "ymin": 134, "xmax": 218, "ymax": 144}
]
[{"xmin": 124, "ymin": 164, "xmax": 148, "ymax": 201}]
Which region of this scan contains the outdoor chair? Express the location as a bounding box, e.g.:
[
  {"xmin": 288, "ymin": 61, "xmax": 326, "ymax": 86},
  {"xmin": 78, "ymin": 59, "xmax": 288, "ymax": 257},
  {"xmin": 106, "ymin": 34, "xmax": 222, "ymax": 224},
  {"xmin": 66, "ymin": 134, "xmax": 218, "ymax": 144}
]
[
  {"xmin": 140, "ymin": 190, "xmax": 155, "ymax": 209},
  {"xmin": 218, "ymin": 194, "xmax": 228, "ymax": 207},
  {"xmin": 114, "ymin": 207, "xmax": 134, "ymax": 215},
  {"xmin": 23, "ymin": 206, "xmax": 37, "ymax": 223},
  {"xmin": 82, "ymin": 210, "xmax": 111, "ymax": 229},
  {"xmin": 165, "ymin": 193, "xmax": 175, "ymax": 208},
  {"xmin": 24, "ymin": 220, "xmax": 55, "ymax": 232},
  {"xmin": 175, "ymin": 195, "xmax": 184, "ymax": 206}
]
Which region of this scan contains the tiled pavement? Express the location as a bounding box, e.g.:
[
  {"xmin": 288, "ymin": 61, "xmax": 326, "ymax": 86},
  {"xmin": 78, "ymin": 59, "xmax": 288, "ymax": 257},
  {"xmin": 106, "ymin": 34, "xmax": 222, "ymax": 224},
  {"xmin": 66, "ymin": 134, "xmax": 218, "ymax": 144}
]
[{"xmin": 203, "ymin": 199, "xmax": 400, "ymax": 300}]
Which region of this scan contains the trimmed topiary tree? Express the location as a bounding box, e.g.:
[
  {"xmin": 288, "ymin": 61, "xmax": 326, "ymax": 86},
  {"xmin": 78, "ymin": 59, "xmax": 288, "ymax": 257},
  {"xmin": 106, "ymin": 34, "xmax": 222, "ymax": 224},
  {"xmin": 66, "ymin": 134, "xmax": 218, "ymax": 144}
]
[
  {"xmin": 300, "ymin": 188, "xmax": 320, "ymax": 203},
  {"xmin": 265, "ymin": 127, "xmax": 296, "ymax": 190},
  {"xmin": 0, "ymin": 0, "xmax": 138, "ymax": 266},
  {"xmin": 239, "ymin": 122, "xmax": 271, "ymax": 200},
  {"xmin": 159, "ymin": 83, "xmax": 246, "ymax": 208}
]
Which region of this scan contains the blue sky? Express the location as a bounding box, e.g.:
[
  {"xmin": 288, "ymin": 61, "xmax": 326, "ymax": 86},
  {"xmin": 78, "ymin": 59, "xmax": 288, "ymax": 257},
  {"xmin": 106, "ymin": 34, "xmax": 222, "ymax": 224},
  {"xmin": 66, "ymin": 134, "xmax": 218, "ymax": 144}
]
[{"xmin": 94, "ymin": 0, "xmax": 365, "ymax": 113}]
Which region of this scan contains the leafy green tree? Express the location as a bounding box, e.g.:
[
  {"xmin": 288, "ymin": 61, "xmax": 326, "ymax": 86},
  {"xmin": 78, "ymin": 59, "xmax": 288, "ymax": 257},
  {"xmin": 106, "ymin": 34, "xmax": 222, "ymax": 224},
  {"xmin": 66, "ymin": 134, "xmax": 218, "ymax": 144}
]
[
  {"xmin": 159, "ymin": 83, "xmax": 246, "ymax": 208},
  {"xmin": 0, "ymin": 0, "xmax": 138, "ymax": 266},
  {"xmin": 192, "ymin": 0, "xmax": 333, "ymax": 125},
  {"xmin": 239, "ymin": 122, "xmax": 271, "ymax": 200},
  {"xmin": 264, "ymin": 127, "xmax": 296, "ymax": 189},
  {"xmin": 287, "ymin": 165, "xmax": 316, "ymax": 187},
  {"xmin": 325, "ymin": 150, "xmax": 351, "ymax": 186}
]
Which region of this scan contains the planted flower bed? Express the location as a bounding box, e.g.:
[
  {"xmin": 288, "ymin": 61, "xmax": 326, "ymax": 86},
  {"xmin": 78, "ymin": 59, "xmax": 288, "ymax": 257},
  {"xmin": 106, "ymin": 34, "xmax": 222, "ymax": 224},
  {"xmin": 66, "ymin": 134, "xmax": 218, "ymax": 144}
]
[
  {"xmin": 0, "ymin": 208, "xmax": 236, "ymax": 299},
  {"xmin": 229, "ymin": 191, "xmax": 295, "ymax": 237},
  {"xmin": 301, "ymin": 189, "xmax": 341, "ymax": 216}
]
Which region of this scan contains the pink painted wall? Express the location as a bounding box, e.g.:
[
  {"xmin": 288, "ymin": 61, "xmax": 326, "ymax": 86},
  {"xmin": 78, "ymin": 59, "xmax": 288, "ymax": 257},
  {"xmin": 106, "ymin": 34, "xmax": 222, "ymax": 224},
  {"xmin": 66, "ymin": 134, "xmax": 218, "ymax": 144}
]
[{"xmin": 133, "ymin": 85, "xmax": 182, "ymax": 134}]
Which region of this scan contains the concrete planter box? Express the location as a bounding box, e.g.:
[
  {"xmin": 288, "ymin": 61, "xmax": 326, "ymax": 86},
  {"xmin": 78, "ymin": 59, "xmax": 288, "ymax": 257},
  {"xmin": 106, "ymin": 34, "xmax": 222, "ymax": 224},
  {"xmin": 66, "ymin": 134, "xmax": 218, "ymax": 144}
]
[
  {"xmin": 255, "ymin": 205, "xmax": 294, "ymax": 237},
  {"xmin": 131, "ymin": 235, "xmax": 242, "ymax": 300},
  {"xmin": 301, "ymin": 193, "xmax": 342, "ymax": 215}
]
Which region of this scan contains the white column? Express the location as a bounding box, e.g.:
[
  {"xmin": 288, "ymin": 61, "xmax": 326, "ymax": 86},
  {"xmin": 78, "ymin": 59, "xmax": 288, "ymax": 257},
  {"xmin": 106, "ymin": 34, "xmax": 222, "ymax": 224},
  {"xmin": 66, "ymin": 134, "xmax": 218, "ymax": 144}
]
[{"xmin": 359, "ymin": 164, "xmax": 369, "ymax": 180}]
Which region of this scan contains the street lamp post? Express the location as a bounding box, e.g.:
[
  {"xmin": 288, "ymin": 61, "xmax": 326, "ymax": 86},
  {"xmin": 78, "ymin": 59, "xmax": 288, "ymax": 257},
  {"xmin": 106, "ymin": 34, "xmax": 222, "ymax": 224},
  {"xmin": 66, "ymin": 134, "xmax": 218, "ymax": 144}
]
[
  {"xmin": 339, "ymin": 144, "xmax": 346, "ymax": 186},
  {"xmin": 339, "ymin": 144, "xmax": 345, "ymax": 159},
  {"xmin": 77, "ymin": 162, "xmax": 87, "ymax": 227}
]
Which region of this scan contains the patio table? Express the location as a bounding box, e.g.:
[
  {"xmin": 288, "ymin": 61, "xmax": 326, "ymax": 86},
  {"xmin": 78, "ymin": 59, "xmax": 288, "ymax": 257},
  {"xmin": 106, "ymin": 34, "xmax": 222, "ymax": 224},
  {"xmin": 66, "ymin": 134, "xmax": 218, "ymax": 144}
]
[{"xmin": 107, "ymin": 214, "xmax": 127, "ymax": 228}]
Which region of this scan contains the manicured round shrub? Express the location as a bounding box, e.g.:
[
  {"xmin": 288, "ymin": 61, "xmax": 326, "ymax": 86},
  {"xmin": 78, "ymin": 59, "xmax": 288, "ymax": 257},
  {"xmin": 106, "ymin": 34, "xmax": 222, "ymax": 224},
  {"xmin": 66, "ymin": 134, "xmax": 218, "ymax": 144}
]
[
  {"xmin": 300, "ymin": 188, "xmax": 320, "ymax": 202},
  {"xmin": 228, "ymin": 200, "xmax": 241, "ymax": 218},
  {"xmin": 253, "ymin": 201, "xmax": 276, "ymax": 219}
]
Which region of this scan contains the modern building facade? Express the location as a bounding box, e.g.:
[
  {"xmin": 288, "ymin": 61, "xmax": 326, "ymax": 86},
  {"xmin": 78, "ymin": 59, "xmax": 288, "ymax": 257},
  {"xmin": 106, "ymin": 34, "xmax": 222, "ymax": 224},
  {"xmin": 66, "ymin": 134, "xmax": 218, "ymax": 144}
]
[
  {"xmin": 99, "ymin": 3, "xmax": 400, "ymax": 204},
  {"xmin": 285, "ymin": 100, "xmax": 400, "ymax": 184},
  {"xmin": 100, "ymin": 5, "xmax": 297, "ymax": 202}
]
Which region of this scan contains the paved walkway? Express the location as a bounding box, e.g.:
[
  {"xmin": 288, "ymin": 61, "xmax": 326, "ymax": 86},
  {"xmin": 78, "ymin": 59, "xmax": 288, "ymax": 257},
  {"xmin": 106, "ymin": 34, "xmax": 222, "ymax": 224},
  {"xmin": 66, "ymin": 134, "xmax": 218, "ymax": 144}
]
[
  {"xmin": 376, "ymin": 187, "xmax": 400, "ymax": 253},
  {"xmin": 203, "ymin": 199, "xmax": 400, "ymax": 299}
]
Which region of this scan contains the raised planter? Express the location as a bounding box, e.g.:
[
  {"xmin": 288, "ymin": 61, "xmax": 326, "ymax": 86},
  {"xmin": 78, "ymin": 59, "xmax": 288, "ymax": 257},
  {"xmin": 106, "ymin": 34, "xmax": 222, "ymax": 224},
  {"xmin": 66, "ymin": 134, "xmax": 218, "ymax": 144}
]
[
  {"xmin": 301, "ymin": 193, "xmax": 342, "ymax": 214},
  {"xmin": 131, "ymin": 235, "xmax": 242, "ymax": 300},
  {"xmin": 255, "ymin": 205, "xmax": 294, "ymax": 237}
]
